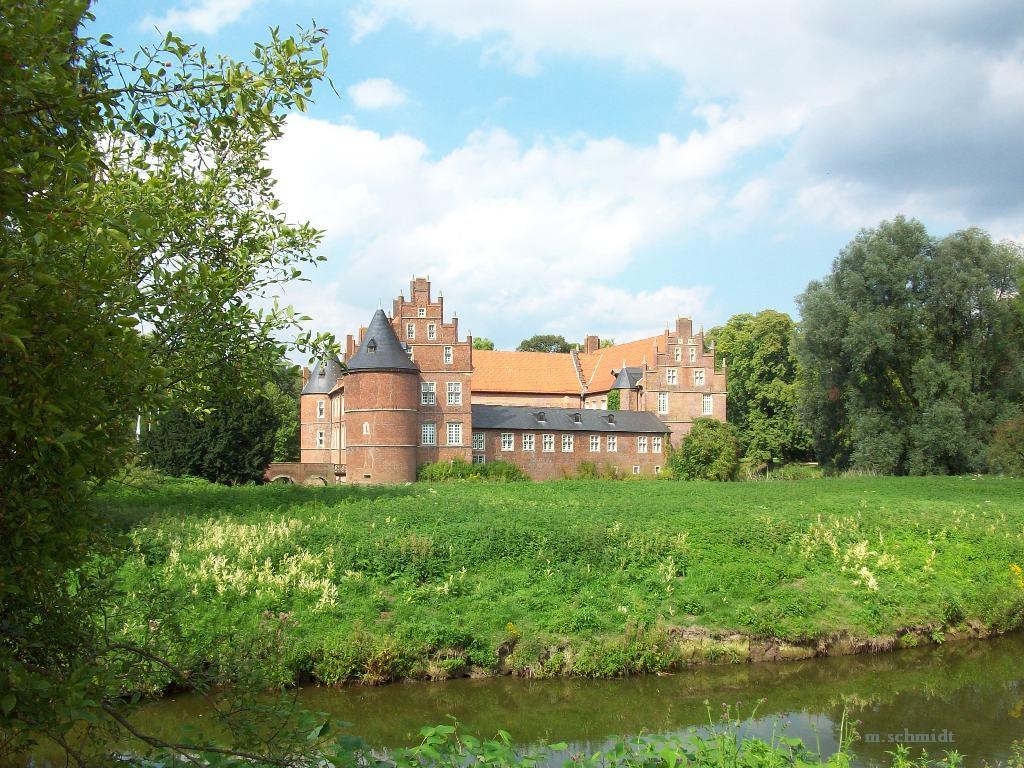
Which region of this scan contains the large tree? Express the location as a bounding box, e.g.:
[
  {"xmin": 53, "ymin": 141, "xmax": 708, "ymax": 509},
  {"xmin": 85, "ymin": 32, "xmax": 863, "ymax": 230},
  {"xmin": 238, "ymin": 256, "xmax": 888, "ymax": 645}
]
[
  {"xmin": 266, "ymin": 362, "xmax": 302, "ymax": 462},
  {"xmin": 0, "ymin": 0, "xmax": 338, "ymax": 761},
  {"xmin": 707, "ymin": 311, "xmax": 811, "ymax": 465},
  {"xmin": 517, "ymin": 334, "xmax": 573, "ymax": 353},
  {"xmin": 795, "ymin": 217, "xmax": 1024, "ymax": 474}
]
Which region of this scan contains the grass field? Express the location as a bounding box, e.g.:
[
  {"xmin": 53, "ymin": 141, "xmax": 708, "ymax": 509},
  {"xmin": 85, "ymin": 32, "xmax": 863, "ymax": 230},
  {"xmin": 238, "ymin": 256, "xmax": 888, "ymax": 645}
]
[{"xmin": 101, "ymin": 474, "xmax": 1024, "ymax": 688}]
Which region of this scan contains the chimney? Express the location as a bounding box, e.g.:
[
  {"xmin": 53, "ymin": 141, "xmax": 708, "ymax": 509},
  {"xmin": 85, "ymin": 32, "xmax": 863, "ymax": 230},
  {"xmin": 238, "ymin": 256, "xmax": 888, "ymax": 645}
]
[
  {"xmin": 584, "ymin": 334, "xmax": 600, "ymax": 354},
  {"xmin": 302, "ymin": 366, "xmax": 310, "ymax": 387}
]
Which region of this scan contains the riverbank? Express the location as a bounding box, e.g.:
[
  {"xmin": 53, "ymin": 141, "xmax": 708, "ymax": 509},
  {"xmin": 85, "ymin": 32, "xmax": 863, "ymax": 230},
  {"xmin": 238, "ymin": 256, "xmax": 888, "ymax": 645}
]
[{"xmin": 101, "ymin": 474, "xmax": 1024, "ymax": 689}]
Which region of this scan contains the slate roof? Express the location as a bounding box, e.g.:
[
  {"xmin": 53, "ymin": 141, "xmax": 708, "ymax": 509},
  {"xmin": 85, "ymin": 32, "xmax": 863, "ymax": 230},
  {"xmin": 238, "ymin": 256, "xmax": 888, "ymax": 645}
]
[
  {"xmin": 472, "ymin": 350, "xmax": 583, "ymax": 395},
  {"xmin": 301, "ymin": 355, "xmax": 345, "ymax": 395},
  {"xmin": 471, "ymin": 404, "xmax": 669, "ymax": 434},
  {"xmin": 612, "ymin": 366, "xmax": 644, "ymax": 390},
  {"xmin": 577, "ymin": 335, "xmax": 664, "ymax": 393},
  {"xmin": 347, "ymin": 309, "xmax": 419, "ymax": 372}
]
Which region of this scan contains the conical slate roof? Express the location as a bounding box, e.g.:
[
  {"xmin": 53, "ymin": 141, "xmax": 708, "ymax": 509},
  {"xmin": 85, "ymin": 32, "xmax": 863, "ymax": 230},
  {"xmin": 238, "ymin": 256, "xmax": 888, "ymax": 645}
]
[
  {"xmin": 612, "ymin": 365, "xmax": 643, "ymax": 390},
  {"xmin": 301, "ymin": 355, "xmax": 345, "ymax": 394},
  {"xmin": 346, "ymin": 309, "xmax": 419, "ymax": 372}
]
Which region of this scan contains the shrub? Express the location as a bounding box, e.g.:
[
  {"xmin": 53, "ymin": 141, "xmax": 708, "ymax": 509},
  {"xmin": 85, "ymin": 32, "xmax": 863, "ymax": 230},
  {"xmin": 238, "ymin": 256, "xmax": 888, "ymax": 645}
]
[
  {"xmin": 417, "ymin": 459, "xmax": 529, "ymax": 482},
  {"xmin": 989, "ymin": 416, "xmax": 1024, "ymax": 476},
  {"xmin": 668, "ymin": 418, "xmax": 741, "ymax": 481}
]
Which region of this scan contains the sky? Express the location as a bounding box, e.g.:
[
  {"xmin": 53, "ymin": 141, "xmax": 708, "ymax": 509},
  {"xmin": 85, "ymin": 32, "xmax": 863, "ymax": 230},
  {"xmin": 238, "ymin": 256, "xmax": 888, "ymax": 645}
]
[{"xmin": 90, "ymin": 0, "xmax": 1024, "ymax": 349}]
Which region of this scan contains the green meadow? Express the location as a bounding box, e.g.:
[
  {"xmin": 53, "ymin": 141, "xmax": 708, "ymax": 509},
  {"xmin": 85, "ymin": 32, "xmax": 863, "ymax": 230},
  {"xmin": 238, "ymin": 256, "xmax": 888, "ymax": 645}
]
[{"xmin": 102, "ymin": 475, "xmax": 1024, "ymax": 688}]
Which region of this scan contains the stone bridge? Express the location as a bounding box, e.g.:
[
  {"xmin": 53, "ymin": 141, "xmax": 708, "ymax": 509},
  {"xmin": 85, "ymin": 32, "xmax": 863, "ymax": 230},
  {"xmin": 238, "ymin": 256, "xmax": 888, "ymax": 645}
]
[{"xmin": 264, "ymin": 462, "xmax": 345, "ymax": 485}]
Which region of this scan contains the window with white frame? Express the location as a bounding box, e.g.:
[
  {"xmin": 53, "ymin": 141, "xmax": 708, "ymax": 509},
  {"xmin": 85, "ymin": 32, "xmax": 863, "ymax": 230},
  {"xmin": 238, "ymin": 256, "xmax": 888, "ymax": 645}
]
[
  {"xmin": 667, "ymin": 368, "xmax": 678, "ymax": 386},
  {"xmin": 689, "ymin": 347, "xmax": 697, "ymax": 363},
  {"xmin": 562, "ymin": 434, "xmax": 574, "ymax": 452},
  {"xmin": 674, "ymin": 346, "xmax": 682, "ymax": 362},
  {"xmin": 443, "ymin": 346, "xmax": 453, "ymax": 365},
  {"xmin": 427, "ymin": 323, "xmax": 437, "ymax": 340},
  {"xmin": 472, "ymin": 432, "xmax": 485, "ymax": 450},
  {"xmin": 638, "ymin": 435, "xmax": 648, "ymax": 453},
  {"xmin": 447, "ymin": 381, "xmax": 462, "ymax": 405},
  {"xmin": 607, "ymin": 435, "xmax": 617, "ymax": 452},
  {"xmin": 501, "ymin": 432, "xmax": 514, "ymax": 451},
  {"xmin": 542, "ymin": 434, "xmax": 555, "ymax": 452},
  {"xmin": 589, "ymin": 435, "xmax": 600, "ymax": 452},
  {"xmin": 447, "ymin": 422, "xmax": 462, "ymax": 446},
  {"xmin": 406, "ymin": 323, "xmax": 415, "ymax": 340},
  {"xmin": 421, "ymin": 422, "xmax": 436, "ymax": 445},
  {"xmin": 362, "ymin": 422, "xmax": 370, "ymax": 436},
  {"xmin": 522, "ymin": 433, "xmax": 535, "ymax": 451},
  {"xmin": 658, "ymin": 392, "xmax": 668, "ymax": 414},
  {"xmin": 420, "ymin": 381, "xmax": 436, "ymax": 405},
  {"xmin": 652, "ymin": 436, "xmax": 663, "ymax": 453},
  {"xmin": 471, "ymin": 454, "xmax": 486, "ymax": 464},
  {"xmin": 703, "ymin": 393, "xmax": 713, "ymax": 415},
  {"xmin": 417, "ymin": 307, "xmax": 426, "ymax": 317},
  {"xmin": 655, "ymin": 466, "xmax": 661, "ymax": 474},
  {"xmin": 694, "ymin": 368, "xmax": 705, "ymax": 386},
  {"xmin": 316, "ymin": 430, "xmax": 324, "ymax": 448},
  {"xmin": 632, "ymin": 465, "xmax": 641, "ymax": 475},
  {"xmin": 317, "ymin": 399, "xmax": 325, "ymax": 419}
]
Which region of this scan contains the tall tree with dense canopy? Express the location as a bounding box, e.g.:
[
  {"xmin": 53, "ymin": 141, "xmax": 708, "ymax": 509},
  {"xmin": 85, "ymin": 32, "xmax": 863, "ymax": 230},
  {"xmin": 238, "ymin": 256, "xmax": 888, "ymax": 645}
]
[
  {"xmin": 472, "ymin": 337, "xmax": 495, "ymax": 350},
  {"xmin": 517, "ymin": 334, "xmax": 573, "ymax": 353},
  {"xmin": 795, "ymin": 217, "xmax": 1024, "ymax": 474},
  {"xmin": 707, "ymin": 311, "xmax": 810, "ymax": 465},
  {"xmin": 0, "ymin": 0, "xmax": 338, "ymax": 761}
]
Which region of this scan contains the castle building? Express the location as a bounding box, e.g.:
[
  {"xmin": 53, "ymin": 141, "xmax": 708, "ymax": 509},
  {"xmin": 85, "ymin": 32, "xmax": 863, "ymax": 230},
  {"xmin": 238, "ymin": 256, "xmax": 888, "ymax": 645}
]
[{"xmin": 271, "ymin": 277, "xmax": 726, "ymax": 484}]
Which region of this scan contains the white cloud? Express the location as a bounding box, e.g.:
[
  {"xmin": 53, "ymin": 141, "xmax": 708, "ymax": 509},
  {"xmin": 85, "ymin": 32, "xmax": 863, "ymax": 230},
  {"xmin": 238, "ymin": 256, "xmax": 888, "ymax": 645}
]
[
  {"xmin": 350, "ymin": 0, "xmax": 1024, "ymax": 230},
  {"xmin": 347, "ymin": 78, "xmax": 409, "ymax": 110},
  {"xmin": 267, "ymin": 115, "xmax": 726, "ymax": 346},
  {"xmin": 139, "ymin": 0, "xmax": 254, "ymax": 34}
]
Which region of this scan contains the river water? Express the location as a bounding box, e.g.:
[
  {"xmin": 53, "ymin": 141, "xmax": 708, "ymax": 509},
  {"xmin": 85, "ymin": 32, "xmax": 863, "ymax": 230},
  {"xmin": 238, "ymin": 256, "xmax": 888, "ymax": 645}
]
[{"xmin": 114, "ymin": 634, "xmax": 1024, "ymax": 767}]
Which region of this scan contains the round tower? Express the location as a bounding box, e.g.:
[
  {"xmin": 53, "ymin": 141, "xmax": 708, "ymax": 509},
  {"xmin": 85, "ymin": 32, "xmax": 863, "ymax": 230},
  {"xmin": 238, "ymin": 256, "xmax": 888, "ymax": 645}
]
[
  {"xmin": 300, "ymin": 355, "xmax": 344, "ymax": 465},
  {"xmin": 343, "ymin": 309, "xmax": 420, "ymax": 484}
]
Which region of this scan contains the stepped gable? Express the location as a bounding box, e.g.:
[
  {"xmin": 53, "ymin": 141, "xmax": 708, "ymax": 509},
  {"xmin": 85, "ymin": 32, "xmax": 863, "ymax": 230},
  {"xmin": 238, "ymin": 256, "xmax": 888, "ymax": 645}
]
[
  {"xmin": 300, "ymin": 355, "xmax": 345, "ymax": 394},
  {"xmin": 346, "ymin": 309, "xmax": 419, "ymax": 372}
]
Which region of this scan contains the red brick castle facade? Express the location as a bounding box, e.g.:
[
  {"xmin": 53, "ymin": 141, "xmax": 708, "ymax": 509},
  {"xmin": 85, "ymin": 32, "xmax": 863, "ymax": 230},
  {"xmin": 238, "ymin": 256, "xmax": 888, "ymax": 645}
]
[{"xmin": 267, "ymin": 277, "xmax": 726, "ymax": 484}]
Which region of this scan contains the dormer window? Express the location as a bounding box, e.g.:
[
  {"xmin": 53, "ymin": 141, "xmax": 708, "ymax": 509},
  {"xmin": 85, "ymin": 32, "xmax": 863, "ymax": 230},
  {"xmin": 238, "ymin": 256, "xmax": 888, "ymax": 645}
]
[
  {"xmin": 536, "ymin": 411, "xmax": 547, "ymax": 423},
  {"xmin": 572, "ymin": 412, "xmax": 582, "ymax": 424},
  {"xmin": 367, "ymin": 339, "xmax": 377, "ymax": 354},
  {"xmin": 607, "ymin": 413, "xmax": 616, "ymax": 425}
]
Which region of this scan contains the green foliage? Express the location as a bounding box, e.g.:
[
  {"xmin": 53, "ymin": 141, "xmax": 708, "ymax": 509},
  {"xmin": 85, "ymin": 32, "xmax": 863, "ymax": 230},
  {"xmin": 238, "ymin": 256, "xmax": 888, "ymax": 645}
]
[
  {"xmin": 417, "ymin": 459, "xmax": 529, "ymax": 482},
  {"xmin": 796, "ymin": 217, "xmax": 1024, "ymax": 474},
  {"xmin": 707, "ymin": 311, "xmax": 811, "ymax": 464},
  {"xmin": 516, "ymin": 334, "xmax": 573, "ymax": 353},
  {"xmin": 265, "ymin": 363, "xmax": 302, "ymax": 462},
  {"xmin": 142, "ymin": 393, "xmax": 279, "ymax": 485},
  {"xmin": 989, "ymin": 417, "xmax": 1024, "ymax": 476},
  {"xmin": 472, "ymin": 337, "xmax": 496, "ymax": 350},
  {"xmin": 0, "ymin": 0, "xmax": 333, "ymax": 761},
  {"xmin": 607, "ymin": 389, "xmax": 621, "ymax": 410},
  {"xmin": 96, "ymin": 474, "xmax": 1024, "ymax": 688},
  {"xmin": 669, "ymin": 419, "xmax": 741, "ymax": 481}
]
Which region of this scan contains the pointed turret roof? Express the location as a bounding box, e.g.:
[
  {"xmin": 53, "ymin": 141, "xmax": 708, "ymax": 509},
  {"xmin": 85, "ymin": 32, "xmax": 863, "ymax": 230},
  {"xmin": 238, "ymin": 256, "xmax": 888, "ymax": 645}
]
[
  {"xmin": 346, "ymin": 309, "xmax": 419, "ymax": 372},
  {"xmin": 612, "ymin": 364, "xmax": 644, "ymax": 390},
  {"xmin": 301, "ymin": 355, "xmax": 345, "ymax": 394}
]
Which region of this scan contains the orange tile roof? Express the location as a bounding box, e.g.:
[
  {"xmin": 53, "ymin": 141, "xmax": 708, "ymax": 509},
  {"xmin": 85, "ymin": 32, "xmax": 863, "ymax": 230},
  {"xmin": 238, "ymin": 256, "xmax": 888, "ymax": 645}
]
[
  {"xmin": 577, "ymin": 335, "xmax": 663, "ymax": 394},
  {"xmin": 472, "ymin": 350, "xmax": 583, "ymax": 395}
]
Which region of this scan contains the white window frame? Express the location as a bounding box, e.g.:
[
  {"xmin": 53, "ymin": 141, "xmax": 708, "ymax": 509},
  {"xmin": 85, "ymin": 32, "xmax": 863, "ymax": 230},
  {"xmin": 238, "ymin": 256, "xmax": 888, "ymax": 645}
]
[
  {"xmin": 607, "ymin": 435, "xmax": 617, "ymax": 452},
  {"xmin": 522, "ymin": 433, "xmax": 535, "ymax": 452},
  {"xmin": 427, "ymin": 323, "xmax": 437, "ymax": 340},
  {"xmin": 589, "ymin": 435, "xmax": 600, "ymax": 452},
  {"xmin": 447, "ymin": 381, "xmax": 462, "ymax": 405},
  {"xmin": 317, "ymin": 399, "xmax": 325, "ymax": 420},
  {"xmin": 689, "ymin": 347, "xmax": 697, "ymax": 363},
  {"xmin": 443, "ymin": 346, "xmax": 453, "ymax": 365},
  {"xmin": 653, "ymin": 436, "xmax": 663, "ymax": 453},
  {"xmin": 658, "ymin": 392, "xmax": 668, "ymax": 414},
  {"xmin": 542, "ymin": 433, "xmax": 555, "ymax": 453},
  {"xmin": 316, "ymin": 430, "xmax": 325, "ymax": 448},
  {"xmin": 703, "ymin": 393, "xmax": 714, "ymax": 415},
  {"xmin": 420, "ymin": 381, "xmax": 436, "ymax": 405},
  {"xmin": 417, "ymin": 307, "xmax": 426, "ymax": 318},
  {"xmin": 674, "ymin": 346, "xmax": 682, "ymax": 362},
  {"xmin": 406, "ymin": 323, "xmax": 415, "ymax": 340},
  {"xmin": 655, "ymin": 465, "xmax": 662, "ymax": 475},
  {"xmin": 638, "ymin": 436, "xmax": 648, "ymax": 453},
  {"xmin": 501, "ymin": 432, "xmax": 514, "ymax": 451},
  {"xmin": 633, "ymin": 465, "xmax": 641, "ymax": 475},
  {"xmin": 562, "ymin": 434, "xmax": 574, "ymax": 452},
  {"xmin": 421, "ymin": 422, "xmax": 436, "ymax": 446},
  {"xmin": 471, "ymin": 454, "xmax": 486, "ymax": 465},
  {"xmin": 694, "ymin": 368, "xmax": 705, "ymax": 387},
  {"xmin": 447, "ymin": 422, "xmax": 463, "ymax": 446},
  {"xmin": 667, "ymin": 368, "xmax": 678, "ymax": 386},
  {"xmin": 362, "ymin": 422, "xmax": 370, "ymax": 436},
  {"xmin": 472, "ymin": 432, "xmax": 485, "ymax": 450}
]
